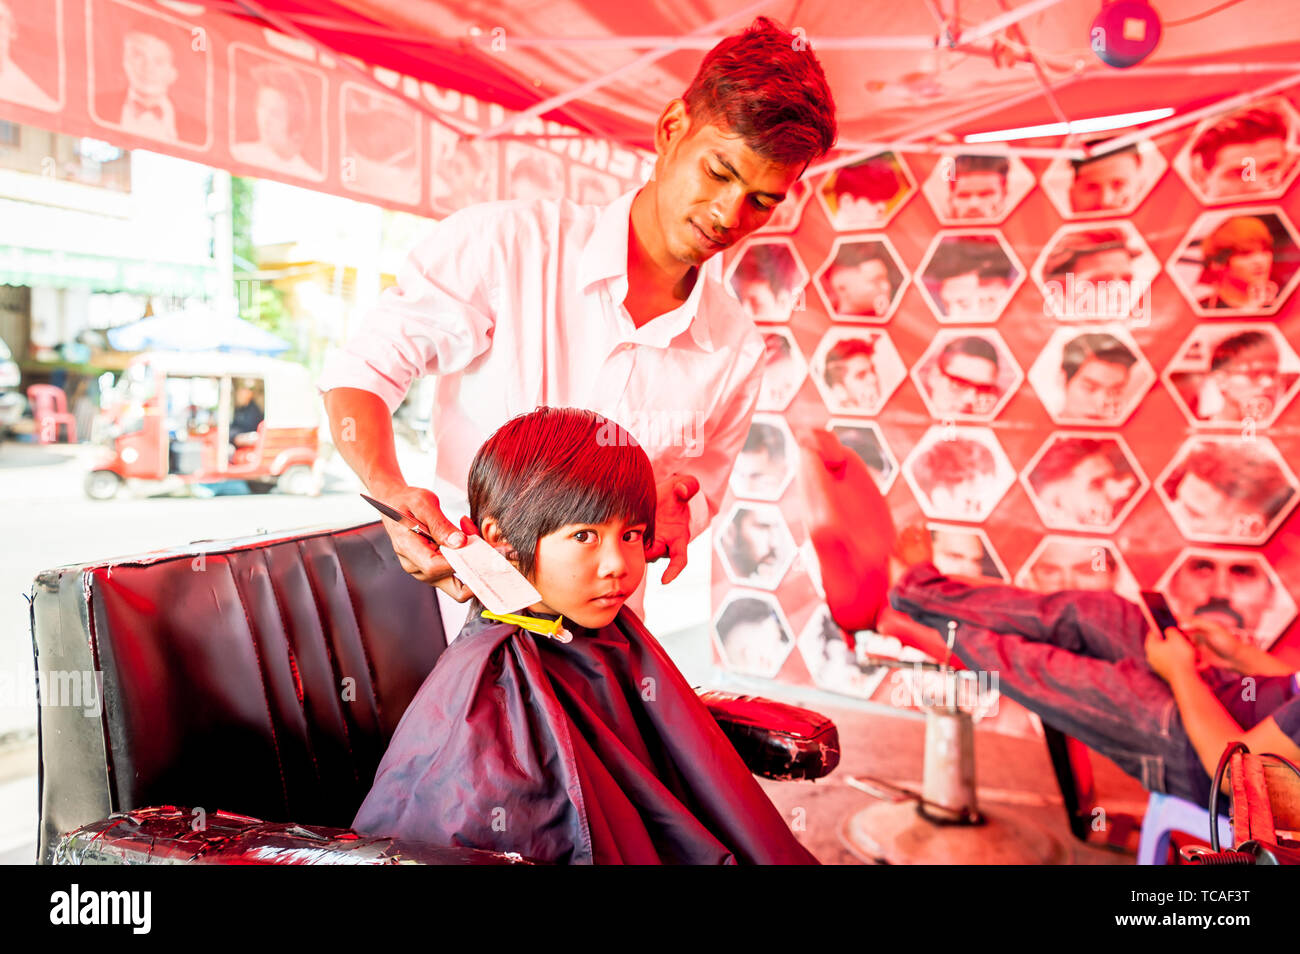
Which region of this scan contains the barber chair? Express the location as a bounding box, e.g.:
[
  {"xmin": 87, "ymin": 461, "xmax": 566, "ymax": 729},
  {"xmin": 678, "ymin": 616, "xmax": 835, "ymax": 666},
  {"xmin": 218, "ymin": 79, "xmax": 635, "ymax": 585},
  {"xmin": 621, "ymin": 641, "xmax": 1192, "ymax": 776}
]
[
  {"xmin": 29, "ymin": 521, "xmax": 838, "ymax": 865},
  {"xmin": 799, "ymin": 431, "xmax": 1074, "ymax": 863}
]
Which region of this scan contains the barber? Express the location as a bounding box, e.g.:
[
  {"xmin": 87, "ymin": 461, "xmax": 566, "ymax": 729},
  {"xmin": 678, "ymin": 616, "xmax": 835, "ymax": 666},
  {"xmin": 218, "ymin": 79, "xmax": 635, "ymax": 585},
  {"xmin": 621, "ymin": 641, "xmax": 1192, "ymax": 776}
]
[{"xmin": 318, "ymin": 18, "xmax": 836, "ymax": 619}]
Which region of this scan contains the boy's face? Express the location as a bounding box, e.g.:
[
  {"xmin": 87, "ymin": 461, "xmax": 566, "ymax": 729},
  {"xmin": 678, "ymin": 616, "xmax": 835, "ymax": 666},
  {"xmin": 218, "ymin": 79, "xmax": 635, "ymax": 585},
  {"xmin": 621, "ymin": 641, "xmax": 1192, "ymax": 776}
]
[{"xmin": 526, "ymin": 515, "xmax": 648, "ymax": 629}]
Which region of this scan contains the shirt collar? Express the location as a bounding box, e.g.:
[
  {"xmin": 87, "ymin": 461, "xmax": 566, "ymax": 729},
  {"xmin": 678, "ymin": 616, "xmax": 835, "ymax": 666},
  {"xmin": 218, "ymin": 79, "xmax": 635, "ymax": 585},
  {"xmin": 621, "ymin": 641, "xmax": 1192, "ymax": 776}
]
[{"xmin": 580, "ymin": 188, "xmax": 715, "ymax": 352}]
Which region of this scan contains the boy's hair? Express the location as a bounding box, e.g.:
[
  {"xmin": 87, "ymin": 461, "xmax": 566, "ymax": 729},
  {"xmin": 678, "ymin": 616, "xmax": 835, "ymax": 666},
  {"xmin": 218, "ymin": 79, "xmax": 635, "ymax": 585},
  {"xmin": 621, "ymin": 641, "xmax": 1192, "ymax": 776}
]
[
  {"xmin": 683, "ymin": 16, "xmax": 837, "ymax": 169},
  {"xmin": 467, "ymin": 407, "xmax": 656, "ymax": 575}
]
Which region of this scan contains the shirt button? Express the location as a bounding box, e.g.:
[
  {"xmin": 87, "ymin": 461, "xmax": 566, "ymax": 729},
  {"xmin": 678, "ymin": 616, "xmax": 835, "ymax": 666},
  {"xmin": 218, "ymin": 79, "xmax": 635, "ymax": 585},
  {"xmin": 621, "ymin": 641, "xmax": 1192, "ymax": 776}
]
[{"xmin": 622, "ymin": 343, "xmax": 633, "ymax": 351}]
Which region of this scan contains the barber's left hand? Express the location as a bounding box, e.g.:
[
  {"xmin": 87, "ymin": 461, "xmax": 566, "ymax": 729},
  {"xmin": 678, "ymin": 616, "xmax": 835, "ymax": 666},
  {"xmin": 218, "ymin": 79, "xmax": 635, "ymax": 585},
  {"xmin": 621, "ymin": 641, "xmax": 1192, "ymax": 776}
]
[
  {"xmin": 1145, "ymin": 625, "xmax": 1198, "ymax": 683},
  {"xmin": 645, "ymin": 473, "xmax": 699, "ymax": 585}
]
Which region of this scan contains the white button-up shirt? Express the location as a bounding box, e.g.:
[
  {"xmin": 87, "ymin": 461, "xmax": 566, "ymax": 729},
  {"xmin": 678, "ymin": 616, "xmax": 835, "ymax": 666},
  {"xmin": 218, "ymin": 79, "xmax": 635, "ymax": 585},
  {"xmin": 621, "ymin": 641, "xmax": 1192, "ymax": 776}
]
[{"xmin": 316, "ymin": 188, "xmax": 765, "ymax": 539}]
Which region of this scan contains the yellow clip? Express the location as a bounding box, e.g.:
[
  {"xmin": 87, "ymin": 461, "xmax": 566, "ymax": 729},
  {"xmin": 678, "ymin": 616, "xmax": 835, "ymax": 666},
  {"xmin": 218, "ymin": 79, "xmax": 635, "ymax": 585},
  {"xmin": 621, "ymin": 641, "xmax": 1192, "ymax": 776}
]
[{"xmin": 481, "ymin": 610, "xmax": 571, "ymax": 642}]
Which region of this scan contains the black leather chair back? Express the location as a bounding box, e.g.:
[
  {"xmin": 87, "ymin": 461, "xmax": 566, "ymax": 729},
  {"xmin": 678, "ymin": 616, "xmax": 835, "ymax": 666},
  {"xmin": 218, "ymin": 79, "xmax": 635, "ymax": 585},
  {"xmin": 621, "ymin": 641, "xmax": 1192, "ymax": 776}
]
[{"xmin": 30, "ymin": 521, "xmax": 446, "ymax": 863}]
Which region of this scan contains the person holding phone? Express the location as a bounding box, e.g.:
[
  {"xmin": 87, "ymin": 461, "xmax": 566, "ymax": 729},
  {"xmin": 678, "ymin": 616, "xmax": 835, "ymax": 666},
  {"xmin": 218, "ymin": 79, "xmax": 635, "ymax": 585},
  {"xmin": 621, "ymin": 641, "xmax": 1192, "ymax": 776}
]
[{"xmin": 885, "ymin": 538, "xmax": 1300, "ymax": 804}]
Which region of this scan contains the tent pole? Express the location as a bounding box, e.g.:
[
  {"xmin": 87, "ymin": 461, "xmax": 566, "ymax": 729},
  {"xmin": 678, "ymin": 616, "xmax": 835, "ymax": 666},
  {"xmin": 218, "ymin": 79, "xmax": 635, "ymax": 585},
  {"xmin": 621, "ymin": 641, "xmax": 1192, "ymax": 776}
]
[{"xmin": 471, "ymin": 0, "xmax": 780, "ymax": 142}]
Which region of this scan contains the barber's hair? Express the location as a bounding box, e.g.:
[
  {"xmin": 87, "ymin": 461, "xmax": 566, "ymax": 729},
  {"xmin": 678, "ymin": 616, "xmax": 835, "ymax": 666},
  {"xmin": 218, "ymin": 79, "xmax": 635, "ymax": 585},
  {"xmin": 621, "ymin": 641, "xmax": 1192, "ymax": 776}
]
[
  {"xmin": 1192, "ymin": 106, "xmax": 1289, "ymax": 171},
  {"xmin": 1028, "ymin": 438, "xmax": 1120, "ymax": 492},
  {"xmin": 834, "ymin": 156, "xmax": 902, "ymax": 203},
  {"xmin": 716, "ymin": 597, "xmax": 788, "ymax": 648},
  {"xmin": 1070, "ymin": 140, "xmax": 1140, "ymax": 172},
  {"xmin": 1165, "ymin": 443, "xmax": 1294, "ymax": 520},
  {"xmin": 913, "ymin": 438, "xmax": 995, "ymax": 488},
  {"xmin": 952, "ymin": 154, "xmax": 1009, "ymax": 181},
  {"xmin": 732, "ymin": 242, "xmax": 799, "ymax": 293},
  {"xmin": 742, "ymin": 420, "xmax": 787, "ymax": 463},
  {"xmin": 683, "ymin": 16, "xmax": 837, "ymax": 168},
  {"xmin": 1210, "ymin": 329, "xmax": 1278, "ymax": 371},
  {"xmin": 927, "ymin": 237, "xmax": 1014, "ymax": 284},
  {"xmin": 467, "ymin": 407, "xmax": 656, "ymax": 576},
  {"xmin": 1061, "ymin": 333, "xmax": 1137, "ymax": 381},
  {"xmin": 941, "ymin": 335, "xmax": 1000, "ymax": 368},
  {"xmin": 823, "ymin": 336, "xmax": 876, "ymax": 386}
]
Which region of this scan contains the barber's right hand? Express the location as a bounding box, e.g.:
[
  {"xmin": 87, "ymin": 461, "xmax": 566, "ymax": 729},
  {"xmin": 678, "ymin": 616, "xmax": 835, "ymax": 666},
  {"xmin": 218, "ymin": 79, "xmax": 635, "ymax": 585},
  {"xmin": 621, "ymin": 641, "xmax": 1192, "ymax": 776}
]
[{"xmin": 370, "ymin": 484, "xmax": 466, "ymax": 586}]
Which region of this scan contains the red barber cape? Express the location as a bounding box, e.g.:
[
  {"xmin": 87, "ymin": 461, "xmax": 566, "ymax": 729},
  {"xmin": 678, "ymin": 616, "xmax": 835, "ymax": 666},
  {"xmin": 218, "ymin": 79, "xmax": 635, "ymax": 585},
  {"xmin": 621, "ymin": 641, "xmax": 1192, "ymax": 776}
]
[{"xmin": 353, "ymin": 604, "xmax": 819, "ymax": 865}]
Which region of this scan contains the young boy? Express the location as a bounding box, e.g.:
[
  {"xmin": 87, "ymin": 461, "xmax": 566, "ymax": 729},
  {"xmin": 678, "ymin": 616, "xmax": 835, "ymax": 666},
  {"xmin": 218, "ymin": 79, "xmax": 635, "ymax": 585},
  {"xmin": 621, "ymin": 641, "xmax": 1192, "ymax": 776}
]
[{"xmin": 352, "ymin": 407, "xmax": 818, "ymax": 865}]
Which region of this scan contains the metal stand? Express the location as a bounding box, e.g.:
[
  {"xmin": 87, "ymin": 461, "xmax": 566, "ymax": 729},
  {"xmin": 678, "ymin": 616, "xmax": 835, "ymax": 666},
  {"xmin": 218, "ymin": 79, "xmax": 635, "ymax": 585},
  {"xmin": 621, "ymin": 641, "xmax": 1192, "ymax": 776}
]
[{"xmin": 841, "ymin": 624, "xmax": 1068, "ymax": 864}]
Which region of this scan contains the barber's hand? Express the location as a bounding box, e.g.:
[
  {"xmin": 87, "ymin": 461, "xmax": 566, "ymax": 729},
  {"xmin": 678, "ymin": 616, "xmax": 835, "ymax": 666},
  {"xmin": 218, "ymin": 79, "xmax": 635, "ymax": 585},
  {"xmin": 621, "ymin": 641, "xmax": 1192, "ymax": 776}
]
[
  {"xmin": 1145, "ymin": 625, "xmax": 1198, "ymax": 684},
  {"xmin": 645, "ymin": 473, "xmax": 699, "ymax": 585},
  {"xmin": 370, "ymin": 484, "xmax": 467, "ymax": 586}
]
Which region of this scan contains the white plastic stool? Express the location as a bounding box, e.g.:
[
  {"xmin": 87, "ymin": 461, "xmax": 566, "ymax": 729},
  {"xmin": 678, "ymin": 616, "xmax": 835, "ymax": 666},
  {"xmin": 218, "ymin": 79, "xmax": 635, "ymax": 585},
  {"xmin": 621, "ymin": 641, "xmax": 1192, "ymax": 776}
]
[{"xmin": 1136, "ymin": 791, "xmax": 1233, "ymax": 865}]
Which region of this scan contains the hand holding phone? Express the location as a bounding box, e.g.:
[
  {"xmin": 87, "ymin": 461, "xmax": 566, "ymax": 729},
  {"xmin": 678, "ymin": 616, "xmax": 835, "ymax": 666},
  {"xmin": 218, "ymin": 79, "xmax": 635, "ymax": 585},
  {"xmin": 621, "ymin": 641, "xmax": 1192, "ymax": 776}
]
[{"xmin": 1140, "ymin": 590, "xmax": 1181, "ymax": 641}]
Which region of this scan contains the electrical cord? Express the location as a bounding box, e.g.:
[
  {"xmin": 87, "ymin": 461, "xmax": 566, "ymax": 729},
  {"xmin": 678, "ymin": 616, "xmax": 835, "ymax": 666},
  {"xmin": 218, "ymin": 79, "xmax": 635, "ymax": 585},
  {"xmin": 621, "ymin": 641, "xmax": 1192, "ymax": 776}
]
[{"xmin": 1209, "ymin": 740, "xmax": 1249, "ymax": 852}]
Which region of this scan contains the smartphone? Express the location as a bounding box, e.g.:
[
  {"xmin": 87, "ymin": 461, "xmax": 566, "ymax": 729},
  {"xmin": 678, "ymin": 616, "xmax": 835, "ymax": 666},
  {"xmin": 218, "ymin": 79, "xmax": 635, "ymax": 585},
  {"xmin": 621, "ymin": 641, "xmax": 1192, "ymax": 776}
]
[{"xmin": 1140, "ymin": 590, "xmax": 1181, "ymax": 640}]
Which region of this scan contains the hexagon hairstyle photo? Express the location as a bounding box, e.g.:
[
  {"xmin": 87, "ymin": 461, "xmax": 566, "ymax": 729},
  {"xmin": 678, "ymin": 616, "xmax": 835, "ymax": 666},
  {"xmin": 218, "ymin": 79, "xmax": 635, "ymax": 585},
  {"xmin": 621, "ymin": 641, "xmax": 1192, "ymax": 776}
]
[
  {"xmin": 712, "ymin": 591, "xmax": 796, "ymax": 679},
  {"xmin": 1157, "ymin": 435, "xmax": 1298, "ymax": 545},
  {"xmin": 727, "ymin": 414, "xmax": 797, "ymax": 502},
  {"xmin": 911, "ymin": 329, "xmax": 1022, "ymax": 422},
  {"xmin": 1033, "ymin": 221, "xmax": 1160, "ymax": 324},
  {"xmin": 916, "ymin": 232, "xmax": 1024, "ymax": 323},
  {"xmin": 812, "ymin": 235, "xmax": 909, "ymax": 321},
  {"xmin": 1173, "ymin": 96, "xmax": 1300, "ymax": 205},
  {"xmin": 927, "ymin": 524, "xmax": 1008, "ymax": 580},
  {"xmin": 797, "ymin": 605, "xmax": 892, "ymax": 700},
  {"xmin": 1020, "ymin": 433, "xmax": 1147, "ymax": 533},
  {"xmin": 1027, "ymin": 325, "xmax": 1155, "ymax": 427},
  {"xmin": 920, "ymin": 152, "xmax": 1034, "ymax": 225},
  {"xmin": 816, "ymin": 151, "xmax": 915, "ymax": 230},
  {"xmin": 725, "ymin": 237, "xmax": 809, "ymax": 323},
  {"xmin": 1166, "ymin": 206, "xmax": 1300, "ymax": 317},
  {"xmin": 715, "ymin": 502, "xmax": 797, "ymax": 591},
  {"xmin": 755, "ymin": 326, "xmax": 808, "ymax": 413},
  {"xmin": 902, "ymin": 425, "xmax": 1016, "ymax": 523},
  {"xmin": 755, "ymin": 177, "xmax": 813, "ymax": 234},
  {"xmin": 1158, "ymin": 548, "xmax": 1298, "ymax": 651},
  {"xmin": 1039, "ymin": 138, "xmax": 1166, "ymax": 220},
  {"xmin": 1013, "ymin": 536, "xmax": 1139, "ymax": 601},
  {"xmin": 809, "ymin": 327, "xmax": 906, "ymax": 417},
  {"xmin": 828, "ymin": 420, "xmax": 898, "ymax": 492},
  {"xmin": 1163, "ymin": 323, "xmax": 1300, "ymax": 428}
]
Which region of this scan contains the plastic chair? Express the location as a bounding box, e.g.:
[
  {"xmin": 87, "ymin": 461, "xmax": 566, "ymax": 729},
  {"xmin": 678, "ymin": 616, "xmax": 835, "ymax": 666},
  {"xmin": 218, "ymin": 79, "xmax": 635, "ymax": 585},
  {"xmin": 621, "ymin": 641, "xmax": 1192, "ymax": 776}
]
[
  {"xmin": 27, "ymin": 383, "xmax": 76, "ymax": 444},
  {"xmin": 1136, "ymin": 791, "xmax": 1233, "ymax": 865}
]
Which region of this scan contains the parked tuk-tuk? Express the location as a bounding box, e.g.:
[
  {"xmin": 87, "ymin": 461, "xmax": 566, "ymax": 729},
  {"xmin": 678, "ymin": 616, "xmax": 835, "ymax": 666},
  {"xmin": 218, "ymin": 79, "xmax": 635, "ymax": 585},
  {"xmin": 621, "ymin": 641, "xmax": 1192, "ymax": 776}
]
[{"xmin": 84, "ymin": 351, "xmax": 320, "ymax": 499}]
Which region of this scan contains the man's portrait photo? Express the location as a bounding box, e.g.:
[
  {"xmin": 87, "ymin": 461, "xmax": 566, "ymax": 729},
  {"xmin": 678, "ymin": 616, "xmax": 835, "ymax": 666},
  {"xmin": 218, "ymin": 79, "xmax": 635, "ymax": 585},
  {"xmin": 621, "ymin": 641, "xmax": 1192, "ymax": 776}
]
[
  {"xmin": 1023, "ymin": 434, "xmax": 1145, "ymax": 532},
  {"xmin": 755, "ymin": 177, "xmax": 811, "ymax": 234},
  {"xmin": 230, "ymin": 50, "xmax": 325, "ymax": 181},
  {"xmin": 1160, "ymin": 549, "xmax": 1297, "ymax": 651},
  {"xmin": 429, "ymin": 119, "xmax": 499, "ymax": 216},
  {"xmin": 1039, "ymin": 139, "xmax": 1166, "ymax": 220},
  {"xmin": 1159, "ymin": 436, "xmax": 1297, "ymax": 544},
  {"xmin": 1014, "ymin": 536, "xmax": 1137, "ymax": 600},
  {"xmin": 797, "ymin": 606, "xmax": 891, "ymax": 700},
  {"xmin": 713, "ymin": 592, "xmax": 795, "ymax": 678},
  {"xmin": 921, "ymin": 152, "xmax": 1033, "ymax": 225},
  {"xmin": 912, "ymin": 330, "xmax": 1021, "ymax": 421},
  {"xmin": 829, "ymin": 421, "xmax": 897, "ymax": 491},
  {"xmin": 340, "ymin": 83, "xmax": 421, "ymax": 203},
  {"xmin": 918, "ymin": 233, "xmax": 1021, "ymax": 323},
  {"xmin": 903, "ymin": 425, "xmax": 1015, "ymax": 523},
  {"xmin": 1175, "ymin": 98, "xmax": 1300, "ymax": 204},
  {"xmin": 89, "ymin": 0, "xmax": 209, "ymax": 147},
  {"xmin": 1034, "ymin": 222, "xmax": 1160, "ymax": 323},
  {"xmin": 814, "ymin": 237, "xmax": 906, "ymax": 320},
  {"xmin": 1164, "ymin": 324, "xmax": 1300, "ymax": 427},
  {"xmin": 727, "ymin": 239, "xmax": 806, "ymax": 323},
  {"xmin": 929, "ymin": 524, "xmax": 1007, "ymax": 580},
  {"xmin": 817, "ymin": 152, "xmax": 914, "ymax": 230},
  {"xmin": 1167, "ymin": 209, "xmax": 1300, "ymax": 317},
  {"xmin": 716, "ymin": 502, "xmax": 797, "ymax": 589},
  {"xmin": 0, "ymin": 0, "xmax": 59, "ymax": 112},
  {"xmin": 1027, "ymin": 326, "xmax": 1153, "ymax": 426},
  {"xmin": 811, "ymin": 328, "xmax": 905, "ymax": 417},
  {"xmin": 728, "ymin": 415, "xmax": 797, "ymax": 501},
  {"xmin": 756, "ymin": 328, "xmax": 807, "ymax": 413}
]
